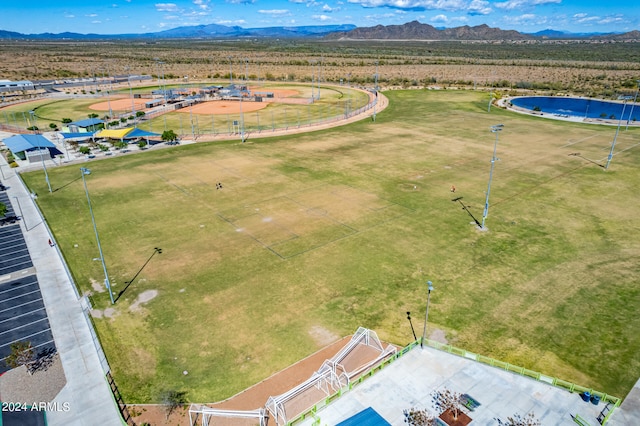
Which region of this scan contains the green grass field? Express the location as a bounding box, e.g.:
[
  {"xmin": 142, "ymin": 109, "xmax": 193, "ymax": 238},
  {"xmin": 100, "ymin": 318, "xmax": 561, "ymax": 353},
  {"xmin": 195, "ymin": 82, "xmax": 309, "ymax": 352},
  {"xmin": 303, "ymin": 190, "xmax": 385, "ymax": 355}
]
[{"xmin": 21, "ymin": 89, "xmax": 640, "ymax": 404}]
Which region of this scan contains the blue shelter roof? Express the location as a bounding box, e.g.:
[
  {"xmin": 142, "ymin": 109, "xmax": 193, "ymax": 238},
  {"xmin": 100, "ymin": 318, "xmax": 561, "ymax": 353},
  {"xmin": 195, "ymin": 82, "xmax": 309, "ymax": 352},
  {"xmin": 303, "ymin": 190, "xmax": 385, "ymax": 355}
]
[
  {"xmin": 124, "ymin": 128, "xmax": 161, "ymax": 139},
  {"xmin": 3, "ymin": 134, "xmax": 56, "ymax": 154},
  {"xmin": 59, "ymin": 132, "xmax": 95, "ymax": 140},
  {"xmin": 70, "ymin": 118, "xmax": 103, "ymax": 127}
]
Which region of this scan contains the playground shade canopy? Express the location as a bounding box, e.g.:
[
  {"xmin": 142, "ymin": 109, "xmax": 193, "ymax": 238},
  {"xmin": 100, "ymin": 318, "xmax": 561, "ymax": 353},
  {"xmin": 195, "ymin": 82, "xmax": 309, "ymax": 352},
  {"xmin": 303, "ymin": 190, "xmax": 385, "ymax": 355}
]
[
  {"xmin": 94, "ymin": 127, "xmax": 134, "ymax": 139},
  {"xmin": 93, "ymin": 128, "xmax": 160, "ymax": 140}
]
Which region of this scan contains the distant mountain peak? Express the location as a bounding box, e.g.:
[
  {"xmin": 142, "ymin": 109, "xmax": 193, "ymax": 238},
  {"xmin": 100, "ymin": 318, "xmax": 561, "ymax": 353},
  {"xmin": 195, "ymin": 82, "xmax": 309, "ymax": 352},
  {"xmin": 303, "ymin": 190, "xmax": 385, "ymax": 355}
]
[{"xmin": 326, "ymin": 21, "xmax": 532, "ymax": 41}]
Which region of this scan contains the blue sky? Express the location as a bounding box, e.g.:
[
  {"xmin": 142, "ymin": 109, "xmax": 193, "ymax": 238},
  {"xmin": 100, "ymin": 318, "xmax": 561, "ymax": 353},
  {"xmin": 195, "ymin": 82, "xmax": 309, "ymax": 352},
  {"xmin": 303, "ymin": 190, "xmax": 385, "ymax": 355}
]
[{"xmin": 2, "ymin": 0, "xmax": 638, "ymax": 35}]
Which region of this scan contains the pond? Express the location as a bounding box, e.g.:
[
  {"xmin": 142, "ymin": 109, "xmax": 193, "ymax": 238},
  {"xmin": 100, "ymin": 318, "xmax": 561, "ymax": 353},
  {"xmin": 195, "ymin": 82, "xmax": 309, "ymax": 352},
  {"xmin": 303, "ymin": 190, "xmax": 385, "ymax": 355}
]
[{"xmin": 509, "ymin": 96, "xmax": 639, "ymax": 122}]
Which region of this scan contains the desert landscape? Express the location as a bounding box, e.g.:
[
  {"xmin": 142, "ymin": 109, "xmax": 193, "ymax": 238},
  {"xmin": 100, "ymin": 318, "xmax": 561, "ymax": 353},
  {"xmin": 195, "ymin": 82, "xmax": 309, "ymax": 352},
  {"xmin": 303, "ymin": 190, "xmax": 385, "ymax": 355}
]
[{"xmin": 1, "ymin": 39, "xmax": 639, "ymax": 98}]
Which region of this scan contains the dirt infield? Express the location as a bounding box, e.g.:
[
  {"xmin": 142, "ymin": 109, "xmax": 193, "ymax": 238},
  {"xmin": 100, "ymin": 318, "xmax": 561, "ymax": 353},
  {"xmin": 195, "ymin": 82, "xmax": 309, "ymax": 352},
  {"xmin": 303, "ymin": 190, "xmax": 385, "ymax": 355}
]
[
  {"xmin": 90, "ymin": 97, "xmax": 149, "ymax": 112},
  {"xmin": 249, "ymin": 87, "xmax": 300, "ymax": 98},
  {"xmin": 180, "ymin": 99, "xmax": 269, "ymax": 115}
]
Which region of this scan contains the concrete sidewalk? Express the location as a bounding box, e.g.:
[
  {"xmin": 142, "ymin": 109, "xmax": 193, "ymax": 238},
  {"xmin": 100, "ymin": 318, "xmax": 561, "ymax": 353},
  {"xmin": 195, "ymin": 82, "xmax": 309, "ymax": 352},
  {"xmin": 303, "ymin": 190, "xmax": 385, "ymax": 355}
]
[{"xmin": 0, "ymin": 154, "xmax": 122, "ymax": 425}]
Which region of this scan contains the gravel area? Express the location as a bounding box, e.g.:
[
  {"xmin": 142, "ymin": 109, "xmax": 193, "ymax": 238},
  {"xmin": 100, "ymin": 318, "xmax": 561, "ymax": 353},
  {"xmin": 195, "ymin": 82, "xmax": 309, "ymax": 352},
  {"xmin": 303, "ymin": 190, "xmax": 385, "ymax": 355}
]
[{"xmin": 0, "ymin": 354, "xmax": 67, "ymax": 404}]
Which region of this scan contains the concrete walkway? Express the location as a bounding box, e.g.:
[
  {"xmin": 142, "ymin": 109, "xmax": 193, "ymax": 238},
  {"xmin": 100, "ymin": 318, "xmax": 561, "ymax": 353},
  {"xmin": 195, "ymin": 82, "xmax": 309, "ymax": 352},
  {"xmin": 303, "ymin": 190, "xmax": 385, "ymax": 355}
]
[{"xmin": 0, "ymin": 147, "xmax": 122, "ymax": 425}]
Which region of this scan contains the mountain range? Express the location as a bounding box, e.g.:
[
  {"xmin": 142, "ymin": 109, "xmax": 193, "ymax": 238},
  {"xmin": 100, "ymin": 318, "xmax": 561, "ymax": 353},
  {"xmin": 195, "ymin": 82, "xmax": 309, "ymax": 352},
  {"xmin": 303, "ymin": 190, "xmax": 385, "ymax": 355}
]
[{"xmin": 0, "ymin": 21, "xmax": 638, "ymax": 41}]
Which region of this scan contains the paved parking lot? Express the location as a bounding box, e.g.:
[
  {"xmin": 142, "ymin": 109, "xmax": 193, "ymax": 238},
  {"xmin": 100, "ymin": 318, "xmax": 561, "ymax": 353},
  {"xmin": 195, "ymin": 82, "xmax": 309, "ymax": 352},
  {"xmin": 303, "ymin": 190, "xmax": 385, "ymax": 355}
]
[
  {"xmin": 0, "ymin": 273, "xmax": 56, "ymax": 373},
  {"xmin": 0, "ymin": 224, "xmax": 33, "ymax": 276},
  {"xmin": 0, "ymin": 188, "xmax": 56, "ymax": 373}
]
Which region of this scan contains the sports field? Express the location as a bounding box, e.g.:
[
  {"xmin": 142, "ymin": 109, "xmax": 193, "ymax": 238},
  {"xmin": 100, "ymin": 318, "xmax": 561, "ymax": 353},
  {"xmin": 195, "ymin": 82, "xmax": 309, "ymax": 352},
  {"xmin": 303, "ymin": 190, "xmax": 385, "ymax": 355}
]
[
  {"xmin": 21, "ymin": 89, "xmax": 640, "ymax": 404},
  {"xmin": 0, "ymin": 83, "xmax": 370, "ymax": 138}
]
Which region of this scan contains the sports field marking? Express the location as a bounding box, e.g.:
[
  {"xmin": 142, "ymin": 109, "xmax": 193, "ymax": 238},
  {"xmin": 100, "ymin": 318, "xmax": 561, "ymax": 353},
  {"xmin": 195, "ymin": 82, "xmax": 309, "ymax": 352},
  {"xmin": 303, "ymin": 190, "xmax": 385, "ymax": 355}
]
[
  {"xmin": 216, "ymin": 184, "xmax": 413, "ymax": 258},
  {"xmin": 560, "ymin": 134, "xmax": 601, "ymax": 148}
]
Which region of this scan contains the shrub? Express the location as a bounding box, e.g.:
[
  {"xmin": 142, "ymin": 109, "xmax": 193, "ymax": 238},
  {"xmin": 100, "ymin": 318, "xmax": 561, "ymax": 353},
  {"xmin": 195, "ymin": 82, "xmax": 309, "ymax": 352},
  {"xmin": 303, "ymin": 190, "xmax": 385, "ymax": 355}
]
[{"xmin": 5, "ymin": 341, "xmax": 35, "ymax": 369}]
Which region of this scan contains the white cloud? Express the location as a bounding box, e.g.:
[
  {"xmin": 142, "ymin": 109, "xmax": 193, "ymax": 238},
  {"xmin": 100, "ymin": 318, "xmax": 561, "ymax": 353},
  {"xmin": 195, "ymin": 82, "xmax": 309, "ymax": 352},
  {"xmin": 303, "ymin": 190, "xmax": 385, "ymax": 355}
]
[
  {"xmin": 468, "ymin": 0, "xmax": 491, "ymax": 15},
  {"xmin": 226, "ymin": 0, "xmax": 255, "ymax": 4},
  {"xmin": 87, "ymin": 13, "xmax": 98, "ymax": 17},
  {"xmin": 216, "ymin": 19, "xmax": 247, "ymax": 25},
  {"xmin": 193, "ymin": 0, "xmax": 211, "ymax": 10},
  {"xmin": 155, "ymin": 3, "xmax": 179, "ymax": 12},
  {"xmin": 92, "ymin": 20, "xmax": 102, "ymax": 24},
  {"xmin": 597, "ymin": 16, "xmax": 623, "ymax": 25},
  {"xmin": 494, "ymin": 0, "xmax": 560, "ymax": 11},
  {"xmin": 431, "ymin": 14, "xmax": 449, "ymax": 23},
  {"xmin": 347, "ymin": 0, "xmax": 468, "ymax": 11},
  {"xmin": 259, "ymin": 9, "xmax": 290, "ymax": 15},
  {"xmin": 64, "ymin": 13, "xmax": 75, "ymax": 19},
  {"xmin": 312, "ymin": 14, "xmax": 332, "ymax": 21}
]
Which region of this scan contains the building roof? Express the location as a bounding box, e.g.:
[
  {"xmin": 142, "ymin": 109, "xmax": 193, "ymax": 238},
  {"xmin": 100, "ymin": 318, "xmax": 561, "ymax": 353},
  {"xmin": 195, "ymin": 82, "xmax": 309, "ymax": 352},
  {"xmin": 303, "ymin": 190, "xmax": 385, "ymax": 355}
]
[
  {"xmin": 3, "ymin": 134, "xmax": 56, "ymax": 154},
  {"xmin": 70, "ymin": 118, "xmax": 103, "ymax": 127}
]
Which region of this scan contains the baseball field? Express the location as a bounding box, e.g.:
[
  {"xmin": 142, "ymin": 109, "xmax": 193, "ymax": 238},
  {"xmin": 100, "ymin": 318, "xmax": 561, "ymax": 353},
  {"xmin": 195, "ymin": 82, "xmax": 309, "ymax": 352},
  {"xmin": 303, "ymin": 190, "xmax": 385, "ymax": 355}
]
[{"xmin": 20, "ymin": 88, "xmax": 640, "ymax": 404}]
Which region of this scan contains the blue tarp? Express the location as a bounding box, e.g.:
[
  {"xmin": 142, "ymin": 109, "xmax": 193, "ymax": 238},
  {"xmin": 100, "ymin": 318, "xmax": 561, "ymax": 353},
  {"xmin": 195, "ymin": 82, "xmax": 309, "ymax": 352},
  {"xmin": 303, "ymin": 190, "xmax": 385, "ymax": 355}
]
[
  {"xmin": 3, "ymin": 134, "xmax": 56, "ymax": 154},
  {"xmin": 336, "ymin": 407, "xmax": 391, "ymax": 426}
]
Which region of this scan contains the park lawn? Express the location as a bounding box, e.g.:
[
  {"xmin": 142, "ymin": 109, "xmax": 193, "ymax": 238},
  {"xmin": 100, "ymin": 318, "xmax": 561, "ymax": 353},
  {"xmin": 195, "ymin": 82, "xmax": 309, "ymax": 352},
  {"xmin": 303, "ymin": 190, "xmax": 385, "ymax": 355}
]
[{"xmin": 22, "ymin": 89, "xmax": 640, "ymax": 403}]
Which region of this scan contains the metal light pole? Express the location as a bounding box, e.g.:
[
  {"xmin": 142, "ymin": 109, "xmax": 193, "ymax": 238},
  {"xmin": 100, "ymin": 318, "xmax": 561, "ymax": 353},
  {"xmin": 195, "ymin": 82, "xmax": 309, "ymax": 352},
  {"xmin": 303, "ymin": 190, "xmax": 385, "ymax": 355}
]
[
  {"xmin": 30, "ymin": 110, "xmax": 52, "ymax": 193},
  {"xmin": 625, "ymin": 80, "xmax": 640, "ymax": 131},
  {"xmin": 481, "ymin": 124, "xmax": 504, "ymax": 229},
  {"xmin": 103, "ymin": 66, "xmax": 113, "ymax": 118},
  {"xmin": 81, "ymin": 167, "xmax": 115, "ymax": 304},
  {"xmin": 421, "ymin": 280, "xmax": 434, "ymax": 349},
  {"xmin": 606, "ymin": 96, "xmax": 632, "ymax": 170},
  {"xmin": 126, "ymin": 68, "xmax": 136, "ymax": 126},
  {"xmin": 373, "ymin": 61, "xmax": 379, "ymax": 122}
]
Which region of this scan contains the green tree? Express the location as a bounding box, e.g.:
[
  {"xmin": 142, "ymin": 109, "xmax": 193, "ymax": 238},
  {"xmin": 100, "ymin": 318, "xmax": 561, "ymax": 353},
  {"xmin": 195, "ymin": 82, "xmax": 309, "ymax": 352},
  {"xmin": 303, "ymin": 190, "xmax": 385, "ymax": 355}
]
[
  {"xmin": 79, "ymin": 146, "xmax": 90, "ymax": 155},
  {"xmin": 0, "ymin": 202, "xmax": 7, "ymax": 217},
  {"xmin": 88, "ymin": 113, "xmax": 99, "ymax": 119},
  {"xmin": 114, "ymin": 140, "xmax": 128, "ymax": 150},
  {"xmin": 5, "ymin": 341, "xmax": 35, "ymax": 369},
  {"xmin": 138, "ymin": 140, "xmax": 148, "ymax": 149},
  {"xmin": 62, "ymin": 118, "xmax": 72, "ymax": 124},
  {"xmin": 161, "ymin": 130, "xmax": 179, "ymax": 142}
]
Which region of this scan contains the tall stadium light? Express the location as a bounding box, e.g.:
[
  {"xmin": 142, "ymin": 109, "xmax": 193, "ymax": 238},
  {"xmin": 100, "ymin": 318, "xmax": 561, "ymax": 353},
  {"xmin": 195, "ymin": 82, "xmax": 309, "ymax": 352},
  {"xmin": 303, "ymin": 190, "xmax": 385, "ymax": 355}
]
[
  {"xmin": 228, "ymin": 56, "xmax": 234, "ymax": 85},
  {"xmin": 107, "ymin": 65, "xmax": 113, "ymax": 119},
  {"xmin": 125, "ymin": 67, "xmax": 136, "ymax": 126},
  {"xmin": 311, "ymin": 60, "xmax": 315, "ymax": 101},
  {"xmin": 81, "ymin": 167, "xmax": 115, "ymax": 305},
  {"xmin": 30, "ymin": 110, "xmax": 52, "ymax": 193},
  {"xmin": 605, "ymin": 96, "xmax": 633, "ymax": 170},
  {"xmin": 625, "ymin": 80, "xmax": 640, "ymax": 131},
  {"xmin": 373, "ymin": 60, "xmax": 379, "ymax": 122},
  {"xmin": 421, "ymin": 280, "xmax": 434, "ymax": 349},
  {"xmin": 240, "ymin": 92, "xmax": 245, "ymax": 143},
  {"xmin": 481, "ymin": 124, "xmax": 504, "ymax": 229}
]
